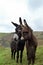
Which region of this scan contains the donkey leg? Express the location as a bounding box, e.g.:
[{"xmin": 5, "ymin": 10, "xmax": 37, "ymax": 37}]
[
  {"xmin": 32, "ymin": 57, "xmax": 35, "ymax": 65},
  {"xmin": 32, "ymin": 47, "xmax": 37, "ymax": 65},
  {"xmin": 32, "ymin": 54, "xmax": 35, "ymax": 65},
  {"xmin": 20, "ymin": 50, "xmax": 23, "ymax": 63},
  {"xmin": 28, "ymin": 58, "xmax": 31, "ymax": 65},
  {"xmin": 14, "ymin": 50, "xmax": 16, "ymax": 59},
  {"xmin": 27, "ymin": 54, "xmax": 31, "ymax": 65},
  {"xmin": 11, "ymin": 50, "xmax": 13, "ymax": 59},
  {"xmin": 27, "ymin": 51, "xmax": 28, "ymax": 60},
  {"xmin": 16, "ymin": 50, "xmax": 19, "ymax": 63}
]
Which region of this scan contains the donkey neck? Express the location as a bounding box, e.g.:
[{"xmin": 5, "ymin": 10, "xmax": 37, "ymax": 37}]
[{"xmin": 25, "ymin": 34, "xmax": 34, "ymax": 46}]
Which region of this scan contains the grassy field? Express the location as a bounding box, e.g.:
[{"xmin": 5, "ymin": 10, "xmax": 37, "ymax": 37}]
[
  {"xmin": 0, "ymin": 46, "xmax": 43, "ymax": 65},
  {"xmin": 0, "ymin": 32, "xmax": 43, "ymax": 65},
  {"xmin": 0, "ymin": 33, "xmax": 9, "ymax": 38}
]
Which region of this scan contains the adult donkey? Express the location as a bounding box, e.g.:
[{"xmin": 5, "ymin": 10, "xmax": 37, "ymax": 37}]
[
  {"xmin": 13, "ymin": 17, "xmax": 37, "ymax": 65},
  {"xmin": 19, "ymin": 19, "xmax": 38, "ymax": 65},
  {"xmin": 11, "ymin": 18, "xmax": 25, "ymax": 63}
]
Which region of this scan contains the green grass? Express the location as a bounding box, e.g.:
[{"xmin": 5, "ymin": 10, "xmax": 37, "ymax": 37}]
[
  {"xmin": 0, "ymin": 46, "xmax": 43, "ymax": 65},
  {"xmin": 0, "ymin": 33, "xmax": 8, "ymax": 38}
]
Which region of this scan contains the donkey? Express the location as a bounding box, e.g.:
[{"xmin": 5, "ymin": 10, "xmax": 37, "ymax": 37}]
[
  {"xmin": 19, "ymin": 19, "xmax": 38, "ymax": 65},
  {"xmin": 11, "ymin": 32, "xmax": 18, "ymax": 59},
  {"xmin": 11, "ymin": 18, "xmax": 25, "ymax": 63},
  {"xmin": 13, "ymin": 17, "xmax": 37, "ymax": 65}
]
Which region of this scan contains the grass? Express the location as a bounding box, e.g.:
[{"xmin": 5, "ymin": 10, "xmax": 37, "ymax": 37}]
[
  {"xmin": 0, "ymin": 32, "xmax": 43, "ymax": 65},
  {"xmin": 0, "ymin": 33, "xmax": 9, "ymax": 38},
  {"xmin": 0, "ymin": 46, "xmax": 43, "ymax": 65}
]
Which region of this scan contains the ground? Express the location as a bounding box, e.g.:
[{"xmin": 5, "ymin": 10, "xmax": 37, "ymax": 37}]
[
  {"xmin": 0, "ymin": 46, "xmax": 43, "ymax": 65},
  {"xmin": 0, "ymin": 32, "xmax": 43, "ymax": 65}
]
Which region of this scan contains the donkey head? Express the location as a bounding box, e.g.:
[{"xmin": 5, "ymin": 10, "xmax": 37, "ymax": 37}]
[
  {"xmin": 11, "ymin": 17, "xmax": 23, "ymax": 39},
  {"xmin": 20, "ymin": 19, "xmax": 33, "ymax": 40}
]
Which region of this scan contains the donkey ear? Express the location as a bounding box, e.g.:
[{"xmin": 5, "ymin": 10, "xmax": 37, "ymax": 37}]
[
  {"xmin": 23, "ymin": 19, "xmax": 29, "ymax": 27},
  {"xmin": 11, "ymin": 22, "xmax": 18, "ymax": 27},
  {"xmin": 24, "ymin": 19, "xmax": 33, "ymax": 31},
  {"xmin": 19, "ymin": 17, "xmax": 22, "ymax": 25}
]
